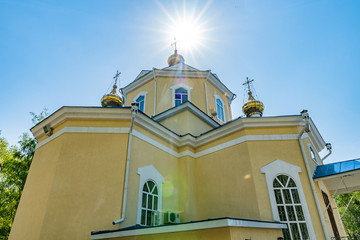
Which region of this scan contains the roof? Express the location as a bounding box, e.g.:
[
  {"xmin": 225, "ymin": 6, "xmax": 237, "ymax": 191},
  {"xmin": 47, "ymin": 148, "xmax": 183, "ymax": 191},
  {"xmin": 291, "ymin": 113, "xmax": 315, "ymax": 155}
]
[
  {"xmin": 152, "ymin": 101, "xmax": 220, "ymax": 129},
  {"xmin": 313, "ymin": 158, "xmax": 360, "ymax": 195},
  {"xmin": 91, "ymin": 217, "xmax": 287, "ymax": 239}
]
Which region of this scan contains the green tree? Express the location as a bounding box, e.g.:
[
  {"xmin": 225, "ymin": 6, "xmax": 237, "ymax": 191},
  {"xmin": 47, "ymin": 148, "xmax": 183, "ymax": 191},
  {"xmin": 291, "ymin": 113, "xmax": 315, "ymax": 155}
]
[
  {"xmin": 0, "ymin": 109, "xmax": 48, "ymax": 240},
  {"xmin": 335, "ymin": 192, "xmax": 360, "ymax": 237}
]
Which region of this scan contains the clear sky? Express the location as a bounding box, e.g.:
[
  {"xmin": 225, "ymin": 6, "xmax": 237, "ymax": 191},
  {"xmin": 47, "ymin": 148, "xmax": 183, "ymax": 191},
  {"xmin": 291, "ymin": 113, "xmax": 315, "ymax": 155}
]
[{"xmin": 1, "ymin": 0, "xmax": 359, "ymax": 163}]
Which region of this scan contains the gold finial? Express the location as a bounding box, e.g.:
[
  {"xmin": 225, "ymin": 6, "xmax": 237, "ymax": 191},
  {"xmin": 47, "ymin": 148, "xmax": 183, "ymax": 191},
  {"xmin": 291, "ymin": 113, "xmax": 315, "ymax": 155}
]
[
  {"xmin": 171, "ymin": 37, "xmax": 178, "ymax": 53},
  {"xmin": 101, "ymin": 70, "xmax": 124, "ymax": 107},
  {"xmin": 113, "ymin": 70, "xmax": 121, "ymax": 85},
  {"xmin": 242, "ymin": 77, "xmax": 264, "ymax": 117}
]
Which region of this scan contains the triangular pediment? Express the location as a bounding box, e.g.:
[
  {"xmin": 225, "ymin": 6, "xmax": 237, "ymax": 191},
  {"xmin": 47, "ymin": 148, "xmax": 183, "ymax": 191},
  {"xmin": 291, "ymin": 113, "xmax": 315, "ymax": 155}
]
[{"xmin": 152, "ymin": 101, "xmax": 219, "ymax": 136}]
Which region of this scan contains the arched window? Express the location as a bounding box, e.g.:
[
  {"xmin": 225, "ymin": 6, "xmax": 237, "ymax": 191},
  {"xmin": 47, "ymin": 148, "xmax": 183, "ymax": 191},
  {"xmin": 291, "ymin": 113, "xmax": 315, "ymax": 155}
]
[
  {"xmin": 133, "ymin": 91, "xmax": 148, "ymax": 113},
  {"xmin": 174, "ymin": 87, "xmax": 188, "ymax": 106},
  {"xmin": 216, "ymin": 98, "xmax": 224, "ymax": 122},
  {"xmin": 140, "ymin": 180, "xmax": 159, "ymax": 226},
  {"xmin": 136, "ymin": 95, "xmax": 145, "ymax": 112},
  {"xmin": 273, "ymin": 175, "xmax": 309, "ymax": 240}
]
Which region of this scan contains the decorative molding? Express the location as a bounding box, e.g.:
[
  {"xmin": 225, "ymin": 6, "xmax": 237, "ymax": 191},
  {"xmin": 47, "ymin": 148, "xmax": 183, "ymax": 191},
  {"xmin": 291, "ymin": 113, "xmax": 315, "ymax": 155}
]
[
  {"xmin": 91, "ymin": 218, "xmax": 286, "ymax": 239},
  {"xmin": 170, "ymin": 84, "xmax": 192, "ymax": 107},
  {"xmin": 137, "ymin": 166, "xmax": 165, "ymax": 225},
  {"xmin": 32, "ymin": 108, "xmax": 326, "ymax": 155},
  {"xmin": 152, "ymin": 101, "xmax": 219, "ymax": 128},
  {"xmin": 260, "ymin": 159, "xmax": 316, "ymax": 239}
]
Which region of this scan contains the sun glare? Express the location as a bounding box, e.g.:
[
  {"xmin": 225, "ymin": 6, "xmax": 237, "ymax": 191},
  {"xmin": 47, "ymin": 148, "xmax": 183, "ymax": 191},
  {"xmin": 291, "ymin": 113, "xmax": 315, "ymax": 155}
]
[
  {"xmin": 155, "ymin": 0, "xmax": 213, "ymax": 56},
  {"xmin": 172, "ymin": 19, "xmax": 203, "ymax": 52}
]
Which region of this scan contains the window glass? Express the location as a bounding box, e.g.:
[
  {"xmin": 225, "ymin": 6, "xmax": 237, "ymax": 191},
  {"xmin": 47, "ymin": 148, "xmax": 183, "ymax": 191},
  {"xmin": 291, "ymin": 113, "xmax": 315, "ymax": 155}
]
[
  {"xmin": 136, "ymin": 95, "xmax": 145, "ymax": 112},
  {"xmin": 140, "ymin": 180, "xmax": 159, "ymax": 226},
  {"xmin": 309, "ymin": 147, "xmax": 318, "ymax": 164},
  {"xmin": 216, "ymin": 98, "xmax": 224, "ymax": 122},
  {"xmin": 174, "ymin": 88, "xmax": 188, "ymax": 106},
  {"xmin": 273, "ymin": 175, "xmax": 309, "ymax": 240}
]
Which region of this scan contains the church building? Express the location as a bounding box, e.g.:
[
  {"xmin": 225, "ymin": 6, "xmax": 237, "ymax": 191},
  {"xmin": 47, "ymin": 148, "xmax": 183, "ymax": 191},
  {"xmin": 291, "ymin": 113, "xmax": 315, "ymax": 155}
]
[{"xmin": 9, "ymin": 49, "xmax": 360, "ymax": 240}]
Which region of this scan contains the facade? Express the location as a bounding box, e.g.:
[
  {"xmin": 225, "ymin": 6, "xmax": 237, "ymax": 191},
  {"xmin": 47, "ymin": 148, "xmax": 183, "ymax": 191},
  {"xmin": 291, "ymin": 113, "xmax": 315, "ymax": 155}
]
[{"xmin": 9, "ymin": 51, "xmax": 357, "ymax": 240}]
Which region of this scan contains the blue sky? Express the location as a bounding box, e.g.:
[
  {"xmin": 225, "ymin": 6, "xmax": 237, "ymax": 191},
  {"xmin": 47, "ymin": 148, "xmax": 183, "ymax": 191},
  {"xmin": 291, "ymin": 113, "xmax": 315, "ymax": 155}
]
[{"xmin": 0, "ymin": 0, "xmax": 359, "ymax": 163}]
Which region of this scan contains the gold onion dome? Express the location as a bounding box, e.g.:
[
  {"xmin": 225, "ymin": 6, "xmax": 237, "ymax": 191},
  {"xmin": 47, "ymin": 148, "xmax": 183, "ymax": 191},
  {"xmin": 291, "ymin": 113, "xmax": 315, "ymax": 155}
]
[
  {"xmin": 101, "ymin": 84, "xmax": 124, "ymax": 107},
  {"xmin": 242, "ymin": 91, "xmax": 264, "ymax": 117},
  {"xmin": 167, "ymin": 49, "xmax": 185, "ymax": 66}
]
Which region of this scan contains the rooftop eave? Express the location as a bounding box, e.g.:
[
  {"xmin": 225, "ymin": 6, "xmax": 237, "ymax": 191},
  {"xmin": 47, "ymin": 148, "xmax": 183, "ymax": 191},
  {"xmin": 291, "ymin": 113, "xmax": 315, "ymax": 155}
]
[{"xmin": 121, "ymin": 68, "xmax": 235, "ymax": 101}]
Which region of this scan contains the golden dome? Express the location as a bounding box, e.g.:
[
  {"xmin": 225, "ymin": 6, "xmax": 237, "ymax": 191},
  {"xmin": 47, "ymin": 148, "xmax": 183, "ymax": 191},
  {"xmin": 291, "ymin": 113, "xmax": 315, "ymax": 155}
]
[
  {"xmin": 101, "ymin": 84, "xmax": 124, "ymax": 107},
  {"xmin": 242, "ymin": 91, "xmax": 264, "ymax": 117},
  {"xmin": 167, "ymin": 50, "xmax": 185, "ymax": 66}
]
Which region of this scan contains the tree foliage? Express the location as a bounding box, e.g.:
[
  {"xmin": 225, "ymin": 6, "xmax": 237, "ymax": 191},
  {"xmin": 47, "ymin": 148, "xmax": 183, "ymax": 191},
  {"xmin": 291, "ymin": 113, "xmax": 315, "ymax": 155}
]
[
  {"xmin": 0, "ymin": 110, "xmax": 47, "ymax": 240},
  {"xmin": 335, "ymin": 192, "xmax": 360, "ymax": 237}
]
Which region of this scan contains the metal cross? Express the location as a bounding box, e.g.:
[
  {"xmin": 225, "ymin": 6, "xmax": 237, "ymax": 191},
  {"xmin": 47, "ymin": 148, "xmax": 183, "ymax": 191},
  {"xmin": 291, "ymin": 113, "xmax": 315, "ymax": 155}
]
[
  {"xmin": 243, "ymin": 77, "xmax": 254, "ymax": 92},
  {"xmin": 113, "ymin": 70, "xmax": 121, "ymax": 84},
  {"xmin": 171, "ymin": 37, "xmax": 178, "ymax": 51}
]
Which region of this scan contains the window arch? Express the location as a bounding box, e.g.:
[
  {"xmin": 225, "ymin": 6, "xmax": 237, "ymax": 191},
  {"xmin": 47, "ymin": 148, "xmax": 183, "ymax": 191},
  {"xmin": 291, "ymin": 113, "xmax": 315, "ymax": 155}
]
[
  {"xmin": 133, "ymin": 91, "xmax": 148, "ymax": 112},
  {"xmin": 137, "ymin": 165, "xmax": 164, "ymax": 226},
  {"xmin": 140, "ymin": 180, "xmax": 159, "ymax": 226},
  {"xmin": 170, "ymin": 84, "xmax": 192, "ymax": 107},
  {"xmin": 273, "ymin": 174, "xmax": 309, "ymax": 240},
  {"xmin": 260, "ymin": 160, "xmax": 316, "ymax": 239},
  {"xmin": 136, "ymin": 95, "xmax": 145, "ymax": 112}
]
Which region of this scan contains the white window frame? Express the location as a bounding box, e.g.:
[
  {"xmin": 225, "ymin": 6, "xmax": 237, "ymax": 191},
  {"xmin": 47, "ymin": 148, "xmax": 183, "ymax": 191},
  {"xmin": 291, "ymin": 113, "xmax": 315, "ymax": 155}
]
[
  {"xmin": 260, "ymin": 159, "xmax": 316, "ymax": 239},
  {"xmin": 308, "ymin": 144, "xmax": 319, "ymax": 165},
  {"xmin": 137, "ymin": 165, "xmax": 164, "ymax": 225},
  {"xmin": 214, "ymin": 94, "xmax": 225, "ymax": 122},
  {"xmin": 170, "ymin": 84, "xmax": 192, "ymax": 107},
  {"xmin": 133, "ymin": 91, "xmax": 148, "ymax": 112}
]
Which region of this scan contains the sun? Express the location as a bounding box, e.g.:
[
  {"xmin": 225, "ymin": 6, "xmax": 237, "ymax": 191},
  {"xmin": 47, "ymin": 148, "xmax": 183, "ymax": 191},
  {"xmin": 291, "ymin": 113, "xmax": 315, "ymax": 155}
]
[
  {"xmin": 156, "ymin": 1, "xmax": 212, "ymax": 55},
  {"xmin": 171, "ymin": 18, "xmax": 203, "ymax": 52}
]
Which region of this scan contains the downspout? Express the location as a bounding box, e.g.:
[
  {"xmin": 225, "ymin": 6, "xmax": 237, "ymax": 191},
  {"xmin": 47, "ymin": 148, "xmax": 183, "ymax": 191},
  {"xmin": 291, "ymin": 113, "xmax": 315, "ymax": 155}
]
[
  {"xmin": 113, "ymin": 103, "xmax": 138, "ymax": 225},
  {"xmin": 152, "ymin": 68, "xmax": 157, "ymax": 116},
  {"xmin": 205, "ymin": 71, "xmax": 210, "ymax": 115},
  {"xmin": 321, "ymin": 143, "xmax": 332, "ymax": 162},
  {"xmin": 298, "ymin": 110, "xmax": 329, "ymax": 240}
]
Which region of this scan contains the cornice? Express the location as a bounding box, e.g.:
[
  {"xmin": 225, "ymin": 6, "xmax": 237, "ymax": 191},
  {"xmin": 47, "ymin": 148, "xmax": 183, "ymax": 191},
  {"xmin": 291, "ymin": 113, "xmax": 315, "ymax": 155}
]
[
  {"xmin": 31, "ymin": 107, "xmax": 326, "ymax": 152},
  {"xmin": 121, "ymin": 68, "xmax": 235, "ymax": 100}
]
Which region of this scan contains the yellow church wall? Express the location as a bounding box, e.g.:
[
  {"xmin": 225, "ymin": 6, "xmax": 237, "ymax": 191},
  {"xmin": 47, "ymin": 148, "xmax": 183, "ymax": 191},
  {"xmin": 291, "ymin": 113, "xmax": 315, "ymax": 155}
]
[
  {"xmin": 154, "ymin": 76, "xmax": 207, "ymax": 115},
  {"xmin": 121, "ymin": 136, "xmax": 180, "ymax": 227},
  {"xmin": 246, "ymin": 139, "xmax": 327, "ymax": 239},
  {"xmin": 195, "ymin": 126, "xmax": 299, "ymax": 153},
  {"xmin": 176, "ymin": 155, "xmax": 198, "ymax": 222},
  {"xmin": 194, "ymin": 143, "xmax": 260, "ymax": 220},
  {"xmin": 159, "ymin": 109, "xmax": 214, "ymax": 136},
  {"xmin": 125, "ymin": 79, "xmax": 155, "ymax": 116},
  {"xmin": 9, "ymin": 136, "xmax": 64, "ymax": 240},
  {"xmin": 10, "ymin": 132, "xmax": 130, "ymax": 240},
  {"xmin": 206, "ymin": 81, "xmax": 231, "ymax": 123},
  {"xmin": 132, "ymin": 124, "xmax": 179, "ymax": 152}
]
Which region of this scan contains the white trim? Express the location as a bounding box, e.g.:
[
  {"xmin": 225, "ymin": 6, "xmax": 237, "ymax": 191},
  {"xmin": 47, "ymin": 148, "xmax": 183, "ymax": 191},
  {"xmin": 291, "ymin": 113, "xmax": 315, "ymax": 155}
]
[
  {"xmin": 307, "ymin": 144, "xmax": 319, "ymax": 165},
  {"xmin": 35, "ymin": 126, "xmax": 306, "ymax": 159},
  {"xmin": 91, "ymin": 218, "xmax": 286, "ymax": 239},
  {"xmin": 170, "ymin": 84, "xmax": 192, "ymax": 107},
  {"xmin": 137, "ymin": 166, "xmax": 165, "ymax": 225},
  {"xmin": 152, "ymin": 101, "xmax": 219, "ymax": 128},
  {"xmin": 133, "ymin": 91, "xmax": 148, "ymax": 113},
  {"xmin": 214, "ymin": 94, "xmax": 225, "ymax": 123},
  {"xmin": 35, "ymin": 127, "xmax": 130, "ymax": 149},
  {"xmin": 260, "ymin": 160, "xmax": 316, "ymax": 239},
  {"xmin": 31, "ymin": 107, "xmax": 326, "ymax": 152}
]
